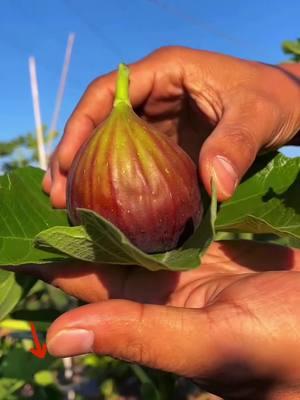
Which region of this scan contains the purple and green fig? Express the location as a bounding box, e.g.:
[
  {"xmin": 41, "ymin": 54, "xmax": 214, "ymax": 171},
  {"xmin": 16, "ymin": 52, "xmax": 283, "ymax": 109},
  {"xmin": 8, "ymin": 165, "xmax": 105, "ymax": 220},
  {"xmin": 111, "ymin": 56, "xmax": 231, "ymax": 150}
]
[{"xmin": 67, "ymin": 64, "xmax": 203, "ymax": 253}]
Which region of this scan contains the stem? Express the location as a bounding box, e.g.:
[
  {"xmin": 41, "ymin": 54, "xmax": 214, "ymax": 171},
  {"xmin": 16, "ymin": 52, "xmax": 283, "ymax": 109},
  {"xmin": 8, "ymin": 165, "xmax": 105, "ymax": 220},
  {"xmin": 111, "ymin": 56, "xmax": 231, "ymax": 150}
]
[{"xmin": 113, "ymin": 63, "xmax": 131, "ymax": 107}]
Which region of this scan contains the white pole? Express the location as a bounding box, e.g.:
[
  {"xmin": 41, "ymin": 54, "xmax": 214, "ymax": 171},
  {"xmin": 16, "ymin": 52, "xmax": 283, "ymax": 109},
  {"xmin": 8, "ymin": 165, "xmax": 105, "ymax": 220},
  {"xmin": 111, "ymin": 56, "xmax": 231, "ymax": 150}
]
[
  {"xmin": 28, "ymin": 56, "xmax": 47, "ymax": 170},
  {"xmin": 47, "ymin": 33, "xmax": 76, "ymax": 155}
]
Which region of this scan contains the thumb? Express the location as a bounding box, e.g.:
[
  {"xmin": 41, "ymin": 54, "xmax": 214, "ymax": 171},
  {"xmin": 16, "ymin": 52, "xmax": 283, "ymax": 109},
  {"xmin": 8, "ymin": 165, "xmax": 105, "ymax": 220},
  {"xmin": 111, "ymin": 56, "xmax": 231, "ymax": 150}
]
[
  {"xmin": 47, "ymin": 299, "xmax": 220, "ymax": 377},
  {"xmin": 199, "ymin": 107, "xmax": 274, "ymax": 201}
]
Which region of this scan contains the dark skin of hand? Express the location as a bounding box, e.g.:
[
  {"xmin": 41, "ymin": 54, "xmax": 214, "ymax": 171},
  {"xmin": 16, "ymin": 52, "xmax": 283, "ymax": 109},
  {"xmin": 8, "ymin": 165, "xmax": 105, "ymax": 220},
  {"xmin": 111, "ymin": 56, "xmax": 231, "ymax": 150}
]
[{"xmin": 37, "ymin": 47, "xmax": 300, "ymax": 399}]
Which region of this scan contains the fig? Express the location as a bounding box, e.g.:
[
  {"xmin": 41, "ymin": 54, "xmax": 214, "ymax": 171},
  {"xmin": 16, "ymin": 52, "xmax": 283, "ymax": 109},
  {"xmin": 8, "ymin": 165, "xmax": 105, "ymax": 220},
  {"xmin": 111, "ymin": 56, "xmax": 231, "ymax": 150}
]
[{"xmin": 67, "ymin": 64, "xmax": 203, "ymax": 253}]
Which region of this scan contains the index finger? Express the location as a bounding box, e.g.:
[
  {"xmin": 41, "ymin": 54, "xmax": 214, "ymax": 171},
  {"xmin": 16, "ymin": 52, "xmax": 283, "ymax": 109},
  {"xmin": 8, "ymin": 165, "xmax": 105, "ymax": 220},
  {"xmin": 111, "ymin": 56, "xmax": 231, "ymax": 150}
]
[{"xmin": 20, "ymin": 261, "xmax": 180, "ymax": 305}]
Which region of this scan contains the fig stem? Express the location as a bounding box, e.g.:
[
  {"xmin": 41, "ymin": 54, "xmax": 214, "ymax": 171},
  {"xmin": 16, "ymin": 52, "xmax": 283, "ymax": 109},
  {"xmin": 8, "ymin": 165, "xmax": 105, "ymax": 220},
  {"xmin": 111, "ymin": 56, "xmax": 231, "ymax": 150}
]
[{"xmin": 114, "ymin": 63, "xmax": 131, "ymax": 108}]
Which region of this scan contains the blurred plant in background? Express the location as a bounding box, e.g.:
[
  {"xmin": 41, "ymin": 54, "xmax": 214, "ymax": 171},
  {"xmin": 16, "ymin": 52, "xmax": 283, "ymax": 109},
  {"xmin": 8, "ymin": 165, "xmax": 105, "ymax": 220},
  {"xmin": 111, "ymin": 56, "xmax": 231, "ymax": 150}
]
[
  {"xmin": 1, "ymin": 270, "xmax": 206, "ymax": 399},
  {"xmin": 0, "ymin": 127, "xmax": 57, "ymax": 173},
  {"xmin": 282, "ymin": 38, "xmax": 300, "ymax": 62}
]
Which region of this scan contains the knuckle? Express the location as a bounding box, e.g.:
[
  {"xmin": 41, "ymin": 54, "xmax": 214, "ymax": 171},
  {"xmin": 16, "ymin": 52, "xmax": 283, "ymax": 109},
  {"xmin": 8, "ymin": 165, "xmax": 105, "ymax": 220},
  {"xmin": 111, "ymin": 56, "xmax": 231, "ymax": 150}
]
[
  {"xmin": 124, "ymin": 341, "xmax": 148, "ymax": 365},
  {"xmin": 47, "ymin": 147, "xmax": 56, "ymax": 163},
  {"xmin": 225, "ymin": 124, "xmax": 257, "ymax": 155},
  {"xmin": 86, "ymin": 71, "xmax": 116, "ymax": 94},
  {"xmin": 121, "ymin": 304, "xmax": 153, "ymax": 367},
  {"xmin": 56, "ymin": 150, "xmax": 66, "ymax": 172},
  {"xmin": 63, "ymin": 117, "xmax": 72, "ymax": 135},
  {"xmin": 252, "ymin": 95, "xmax": 280, "ymax": 122},
  {"xmin": 242, "ymin": 94, "xmax": 283, "ymax": 146},
  {"xmin": 85, "ymin": 76, "xmax": 105, "ymax": 93},
  {"xmin": 47, "ymin": 152, "xmax": 57, "ymax": 175},
  {"xmin": 151, "ymin": 45, "xmax": 186, "ymax": 60}
]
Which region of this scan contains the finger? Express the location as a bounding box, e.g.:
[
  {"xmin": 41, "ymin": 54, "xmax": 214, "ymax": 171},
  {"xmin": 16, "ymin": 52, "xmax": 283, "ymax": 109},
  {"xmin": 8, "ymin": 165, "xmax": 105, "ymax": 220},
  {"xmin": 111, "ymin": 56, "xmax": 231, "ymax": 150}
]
[
  {"xmin": 49, "ymin": 156, "xmax": 67, "ymax": 209},
  {"xmin": 42, "ymin": 168, "xmax": 52, "ymax": 194},
  {"xmin": 24, "ymin": 261, "xmax": 127, "ymax": 302},
  {"xmin": 199, "ymin": 102, "xmax": 278, "ymax": 200},
  {"xmin": 47, "ymin": 299, "xmax": 220, "ymax": 377},
  {"xmin": 21, "ymin": 261, "xmax": 180, "ymax": 305}
]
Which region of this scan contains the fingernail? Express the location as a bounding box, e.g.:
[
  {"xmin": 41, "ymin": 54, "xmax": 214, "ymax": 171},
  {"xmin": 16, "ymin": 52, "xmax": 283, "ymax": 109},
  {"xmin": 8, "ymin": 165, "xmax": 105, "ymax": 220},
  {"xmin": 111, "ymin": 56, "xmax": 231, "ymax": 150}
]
[
  {"xmin": 212, "ymin": 156, "xmax": 238, "ymax": 198},
  {"xmin": 47, "ymin": 329, "xmax": 94, "ymax": 357}
]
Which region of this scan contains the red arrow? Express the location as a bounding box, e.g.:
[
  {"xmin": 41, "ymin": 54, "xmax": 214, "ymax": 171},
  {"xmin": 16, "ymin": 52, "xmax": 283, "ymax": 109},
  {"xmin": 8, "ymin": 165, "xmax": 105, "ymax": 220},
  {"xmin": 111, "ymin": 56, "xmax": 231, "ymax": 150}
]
[{"xmin": 29, "ymin": 322, "xmax": 47, "ymax": 359}]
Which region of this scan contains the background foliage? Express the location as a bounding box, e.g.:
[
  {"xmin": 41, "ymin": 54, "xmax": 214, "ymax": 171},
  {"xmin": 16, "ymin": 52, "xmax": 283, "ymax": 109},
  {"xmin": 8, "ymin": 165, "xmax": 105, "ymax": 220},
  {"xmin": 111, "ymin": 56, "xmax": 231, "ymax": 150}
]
[{"xmin": 282, "ymin": 37, "xmax": 300, "ymax": 62}]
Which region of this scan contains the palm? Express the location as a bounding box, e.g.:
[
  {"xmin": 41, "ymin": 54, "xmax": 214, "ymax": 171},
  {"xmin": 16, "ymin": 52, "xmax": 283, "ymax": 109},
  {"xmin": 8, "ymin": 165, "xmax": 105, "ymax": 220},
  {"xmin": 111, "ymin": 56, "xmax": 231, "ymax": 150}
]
[
  {"xmin": 40, "ymin": 240, "xmax": 299, "ymax": 307},
  {"xmin": 36, "ymin": 241, "xmax": 300, "ymax": 399}
]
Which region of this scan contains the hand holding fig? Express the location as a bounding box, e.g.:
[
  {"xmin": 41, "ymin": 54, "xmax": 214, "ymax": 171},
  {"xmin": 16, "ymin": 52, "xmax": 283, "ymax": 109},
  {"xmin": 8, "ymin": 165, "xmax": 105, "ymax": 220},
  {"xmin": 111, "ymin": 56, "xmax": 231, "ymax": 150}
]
[
  {"xmin": 67, "ymin": 64, "xmax": 202, "ymax": 253},
  {"xmin": 43, "ymin": 46, "xmax": 300, "ymax": 208}
]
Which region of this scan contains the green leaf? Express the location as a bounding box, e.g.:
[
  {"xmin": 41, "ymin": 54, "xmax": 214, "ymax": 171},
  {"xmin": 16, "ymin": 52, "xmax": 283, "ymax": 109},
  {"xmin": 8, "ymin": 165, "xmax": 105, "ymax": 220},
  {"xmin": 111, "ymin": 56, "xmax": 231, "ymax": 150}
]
[
  {"xmin": 131, "ymin": 365, "xmax": 161, "ymax": 400},
  {"xmin": 0, "ymin": 347, "xmax": 54, "ymax": 381},
  {"xmin": 100, "ymin": 378, "xmax": 118, "ymax": 398},
  {"xmin": 141, "ymin": 382, "xmax": 161, "ymax": 400},
  {"xmin": 282, "ymin": 39, "xmax": 300, "ymax": 55},
  {"xmin": 216, "ymin": 153, "xmax": 300, "ymax": 239},
  {"xmin": 0, "ymin": 167, "xmax": 66, "ymax": 317},
  {"xmin": 35, "ymin": 185, "xmax": 217, "ymax": 271},
  {"xmin": 0, "ymin": 167, "xmax": 69, "ymax": 266},
  {"xmin": 0, "ymin": 378, "xmax": 24, "ymax": 400},
  {"xmin": 0, "ymin": 271, "xmax": 35, "ymax": 320},
  {"xmin": 34, "ymin": 370, "xmax": 55, "ymax": 387}
]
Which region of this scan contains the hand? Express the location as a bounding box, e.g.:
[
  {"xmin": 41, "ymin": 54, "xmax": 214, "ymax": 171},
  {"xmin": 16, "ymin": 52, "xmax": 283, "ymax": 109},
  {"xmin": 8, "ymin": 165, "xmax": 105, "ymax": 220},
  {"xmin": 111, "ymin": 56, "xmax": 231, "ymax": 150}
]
[
  {"xmin": 43, "ymin": 46, "xmax": 300, "ymax": 208},
  {"xmin": 28, "ymin": 241, "xmax": 300, "ymax": 400}
]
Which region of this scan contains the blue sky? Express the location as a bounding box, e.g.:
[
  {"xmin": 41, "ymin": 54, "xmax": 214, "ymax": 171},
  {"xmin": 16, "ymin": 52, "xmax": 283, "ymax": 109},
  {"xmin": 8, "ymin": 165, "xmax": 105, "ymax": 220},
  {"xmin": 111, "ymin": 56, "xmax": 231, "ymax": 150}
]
[{"xmin": 0, "ymin": 0, "xmax": 299, "ymax": 157}]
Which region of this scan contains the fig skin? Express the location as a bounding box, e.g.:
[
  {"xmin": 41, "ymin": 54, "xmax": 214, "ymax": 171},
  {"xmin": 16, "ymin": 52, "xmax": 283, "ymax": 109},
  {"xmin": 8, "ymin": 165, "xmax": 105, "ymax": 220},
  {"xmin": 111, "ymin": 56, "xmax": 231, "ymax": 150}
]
[{"xmin": 67, "ymin": 64, "xmax": 203, "ymax": 253}]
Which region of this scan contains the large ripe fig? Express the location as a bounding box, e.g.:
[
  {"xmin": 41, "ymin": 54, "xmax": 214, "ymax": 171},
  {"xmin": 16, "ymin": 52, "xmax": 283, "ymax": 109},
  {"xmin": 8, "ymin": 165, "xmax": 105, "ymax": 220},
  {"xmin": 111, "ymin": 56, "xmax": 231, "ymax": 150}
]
[{"xmin": 67, "ymin": 64, "xmax": 203, "ymax": 253}]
